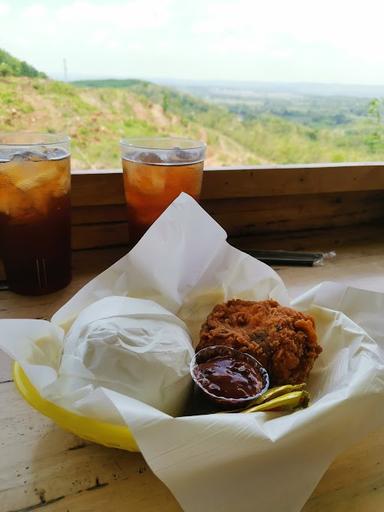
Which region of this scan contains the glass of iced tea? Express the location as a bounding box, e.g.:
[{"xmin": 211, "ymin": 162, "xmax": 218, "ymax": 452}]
[
  {"xmin": 0, "ymin": 132, "xmax": 71, "ymax": 295},
  {"xmin": 120, "ymin": 137, "xmax": 205, "ymax": 244}
]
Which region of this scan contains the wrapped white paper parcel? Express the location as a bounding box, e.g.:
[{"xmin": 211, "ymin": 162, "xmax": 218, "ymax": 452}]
[
  {"xmin": 47, "ymin": 296, "xmax": 194, "ymax": 416},
  {"xmin": 1, "ymin": 192, "xmax": 384, "ymax": 512}
]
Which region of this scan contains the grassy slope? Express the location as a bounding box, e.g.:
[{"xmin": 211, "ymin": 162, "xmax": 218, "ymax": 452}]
[
  {"xmin": 0, "ymin": 77, "xmax": 260, "ymax": 169},
  {"xmin": 73, "ymin": 79, "xmax": 384, "ymax": 165},
  {"xmin": 1, "ymin": 77, "xmax": 383, "ymax": 169}
]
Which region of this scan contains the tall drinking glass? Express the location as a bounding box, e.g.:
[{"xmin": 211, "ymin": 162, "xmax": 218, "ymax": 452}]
[
  {"xmin": 0, "ymin": 132, "xmax": 71, "ymax": 295},
  {"xmin": 120, "ymin": 137, "xmax": 206, "ymax": 244}
]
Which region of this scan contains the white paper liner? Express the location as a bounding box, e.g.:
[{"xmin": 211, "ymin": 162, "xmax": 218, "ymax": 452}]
[{"xmin": 1, "ymin": 193, "xmax": 384, "ymax": 512}]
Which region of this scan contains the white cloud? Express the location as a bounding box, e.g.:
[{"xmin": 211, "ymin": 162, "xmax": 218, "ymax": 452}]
[
  {"xmin": 1, "ymin": 0, "xmax": 384, "ymax": 83},
  {"xmin": 58, "ymin": 0, "xmax": 173, "ymax": 31},
  {"xmin": 192, "ymin": 0, "xmax": 384, "ymax": 58},
  {"xmin": 0, "ymin": 2, "xmax": 10, "ymax": 16},
  {"xmin": 23, "ymin": 3, "xmax": 48, "ymax": 19}
]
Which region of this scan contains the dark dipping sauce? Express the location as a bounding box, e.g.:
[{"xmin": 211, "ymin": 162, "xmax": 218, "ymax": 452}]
[{"xmin": 194, "ymin": 355, "xmax": 264, "ymax": 399}]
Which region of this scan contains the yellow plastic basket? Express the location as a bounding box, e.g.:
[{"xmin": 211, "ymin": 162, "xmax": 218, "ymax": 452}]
[{"xmin": 13, "ymin": 362, "xmax": 139, "ymax": 452}]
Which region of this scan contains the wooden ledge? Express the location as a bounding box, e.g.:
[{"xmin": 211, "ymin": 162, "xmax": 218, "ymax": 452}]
[
  {"xmin": 202, "ymin": 163, "xmax": 384, "ymax": 199},
  {"xmin": 70, "ymin": 164, "xmax": 384, "ymax": 249},
  {"xmin": 72, "ymin": 163, "xmax": 384, "ymax": 206}
]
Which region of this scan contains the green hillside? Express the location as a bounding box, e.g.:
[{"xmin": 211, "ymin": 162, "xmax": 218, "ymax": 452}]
[
  {"xmin": 0, "ymin": 75, "xmax": 383, "ymax": 169},
  {"xmin": 0, "ymin": 48, "xmax": 46, "ymax": 78},
  {"xmin": 74, "ymin": 78, "xmax": 384, "ymax": 164},
  {"xmin": 0, "ymin": 77, "xmax": 261, "ymax": 168}
]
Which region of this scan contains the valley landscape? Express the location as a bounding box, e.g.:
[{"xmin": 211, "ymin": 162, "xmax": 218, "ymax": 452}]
[{"xmin": 1, "ymin": 49, "xmax": 384, "ymax": 169}]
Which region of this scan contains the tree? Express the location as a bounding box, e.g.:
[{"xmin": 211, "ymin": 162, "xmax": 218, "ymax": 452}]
[
  {"xmin": 366, "ymin": 98, "xmax": 384, "ymax": 152},
  {"xmin": 0, "ymin": 62, "xmax": 12, "ymax": 76},
  {"xmin": 0, "ymin": 48, "xmax": 46, "ymax": 77}
]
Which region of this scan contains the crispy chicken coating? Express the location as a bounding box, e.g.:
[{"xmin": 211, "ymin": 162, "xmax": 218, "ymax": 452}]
[{"xmin": 197, "ymin": 299, "xmax": 321, "ymax": 385}]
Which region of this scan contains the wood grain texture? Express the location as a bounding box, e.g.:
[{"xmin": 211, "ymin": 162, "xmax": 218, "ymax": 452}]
[
  {"xmin": 72, "ymin": 204, "xmax": 127, "ymax": 225},
  {"xmin": 231, "ymin": 223, "xmax": 384, "ymax": 252},
  {"xmin": 0, "ymin": 383, "xmax": 180, "ymax": 512},
  {"xmin": 301, "ymin": 430, "xmax": 384, "ymax": 512},
  {"xmin": 204, "ymin": 190, "xmax": 384, "ymax": 236},
  {"xmin": 67, "ymin": 166, "xmax": 384, "ymax": 249},
  {"xmin": 71, "ymin": 164, "xmax": 384, "ymax": 206},
  {"xmin": 71, "ymin": 170, "xmax": 125, "ymax": 207},
  {"xmin": 1, "ymin": 227, "xmax": 384, "ymax": 511},
  {"xmin": 69, "ymin": 191, "xmax": 384, "ymax": 249},
  {"xmin": 72, "ymin": 222, "xmax": 130, "ymax": 250},
  {"xmin": 201, "ymin": 164, "xmax": 384, "ymax": 199},
  {"xmin": 71, "ymin": 192, "xmax": 384, "ymax": 227}
]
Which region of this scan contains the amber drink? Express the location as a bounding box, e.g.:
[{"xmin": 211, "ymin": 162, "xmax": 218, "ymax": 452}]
[
  {"xmin": 121, "ymin": 137, "xmax": 205, "ymax": 243},
  {"xmin": 0, "ymin": 133, "xmax": 71, "ymax": 295}
]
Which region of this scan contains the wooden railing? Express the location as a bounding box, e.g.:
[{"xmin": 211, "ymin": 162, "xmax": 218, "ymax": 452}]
[{"xmin": 71, "ymin": 163, "xmax": 384, "ymax": 250}]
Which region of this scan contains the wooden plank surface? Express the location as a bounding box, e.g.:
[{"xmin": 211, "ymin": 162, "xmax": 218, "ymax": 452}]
[
  {"xmin": 0, "ymin": 383, "xmax": 180, "ymax": 512},
  {"xmin": 69, "ymin": 191, "xmax": 384, "ymax": 249},
  {"xmin": 204, "ymin": 191, "xmax": 384, "ymax": 235},
  {"xmin": 72, "ymin": 192, "xmax": 384, "ymax": 226},
  {"xmin": 71, "ymin": 164, "xmax": 384, "ymax": 206},
  {"xmin": 202, "ymin": 164, "xmax": 384, "ymax": 199},
  {"xmin": 69, "ymin": 165, "xmax": 384, "ymax": 249},
  {"xmin": 1, "ymin": 227, "xmax": 384, "ymax": 511}
]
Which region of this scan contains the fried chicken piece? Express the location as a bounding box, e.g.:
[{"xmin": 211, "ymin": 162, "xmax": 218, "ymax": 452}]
[{"xmin": 197, "ymin": 299, "xmax": 321, "ymax": 386}]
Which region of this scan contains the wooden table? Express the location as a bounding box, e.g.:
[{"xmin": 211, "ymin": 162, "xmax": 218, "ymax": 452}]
[{"xmin": 1, "ymin": 229, "xmax": 384, "ymax": 512}]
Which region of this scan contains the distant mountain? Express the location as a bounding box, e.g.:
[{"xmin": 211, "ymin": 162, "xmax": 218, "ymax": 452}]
[
  {"xmin": 157, "ymin": 79, "xmax": 384, "ymax": 99},
  {"xmin": 0, "ymin": 48, "xmax": 46, "ymax": 78},
  {"xmin": 72, "ymin": 79, "xmax": 148, "ymax": 88}
]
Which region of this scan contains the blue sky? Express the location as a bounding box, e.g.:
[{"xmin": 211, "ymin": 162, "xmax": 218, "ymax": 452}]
[{"xmin": 1, "ymin": 0, "xmax": 384, "ymax": 84}]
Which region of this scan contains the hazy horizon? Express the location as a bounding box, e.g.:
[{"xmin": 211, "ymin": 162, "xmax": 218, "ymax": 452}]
[
  {"xmin": 68, "ymin": 77, "xmax": 384, "ymax": 100},
  {"xmin": 67, "ymin": 75, "xmax": 384, "ymax": 89}
]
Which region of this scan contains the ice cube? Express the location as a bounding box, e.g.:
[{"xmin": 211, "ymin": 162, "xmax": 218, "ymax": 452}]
[
  {"xmin": 47, "ymin": 147, "xmax": 69, "ymax": 160},
  {"xmin": 128, "ymin": 165, "xmax": 166, "ymax": 194},
  {"xmin": 11, "ymin": 150, "xmax": 48, "ymax": 162},
  {"xmin": 138, "ymin": 151, "xmax": 164, "ymax": 164},
  {"xmin": 2, "ymin": 159, "xmax": 60, "ymax": 192},
  {"xmin": 48, "ymin": 161, "xmax": 70, "ymax": 197},
  {"xmin": 8, "ymin": 152, "xmax": 24, "ymax": 162},
  {"xmin": 29, "ymin": 163, "xmax": 70, "ymax": 213},
  {"xmin": 0, "ymin": 148, "xmax": 14, "ymax": 162},
  {"xmin": 0, "ymin": 173, "xmax": 34, "ymax": 218},
  {"xmin": 171, "ymin": 148, "xmax": 199, "ymax": 164}
]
